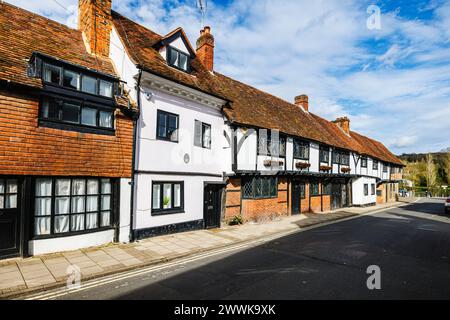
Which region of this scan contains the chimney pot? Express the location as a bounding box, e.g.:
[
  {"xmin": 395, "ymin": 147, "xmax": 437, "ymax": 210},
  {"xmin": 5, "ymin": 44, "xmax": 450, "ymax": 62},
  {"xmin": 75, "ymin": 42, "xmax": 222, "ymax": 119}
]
[
  {"xmin": 333, "ymin": 117, "xmax": 351, "ymax": 135},
  {"xmin": 294, "ymin": 94, "xmax": 309, "ymax": 112}
]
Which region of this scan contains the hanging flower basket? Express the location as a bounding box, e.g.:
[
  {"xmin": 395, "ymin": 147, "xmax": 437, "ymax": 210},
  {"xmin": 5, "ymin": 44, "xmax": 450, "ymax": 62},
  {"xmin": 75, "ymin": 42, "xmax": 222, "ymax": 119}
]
[
  {"xmin": 320, "ymin": 165, "xmax": 332, "ymax": 171},
  {"xmin": 341, "ymin": 167, "xmax": 351, "ymax": 173},
  {"xmin": 296, "ymin": 162, "xmax": 311, "ymax": 169},
  {"xmin": 264, "ymin": 160, "xmax": 284, "ymax": 167}
]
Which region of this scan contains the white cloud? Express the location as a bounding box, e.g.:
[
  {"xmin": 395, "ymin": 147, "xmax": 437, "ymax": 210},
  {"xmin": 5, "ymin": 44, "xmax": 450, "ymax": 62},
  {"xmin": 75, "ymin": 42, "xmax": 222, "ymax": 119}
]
[{"xmin": 3, "ymin": 0, "xmax": 450, "ymax": 154}]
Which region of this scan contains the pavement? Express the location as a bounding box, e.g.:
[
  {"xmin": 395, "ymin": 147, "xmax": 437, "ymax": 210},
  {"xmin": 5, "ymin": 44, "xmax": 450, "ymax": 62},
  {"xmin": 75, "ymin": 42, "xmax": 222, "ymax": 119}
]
[{"xmin": 0, "ymin": 199, "xmax": 413, "ymax": 299}]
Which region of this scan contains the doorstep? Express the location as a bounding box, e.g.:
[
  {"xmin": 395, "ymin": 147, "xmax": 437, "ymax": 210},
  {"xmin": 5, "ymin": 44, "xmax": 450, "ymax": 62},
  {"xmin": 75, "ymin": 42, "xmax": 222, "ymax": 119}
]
[{"xmin": 0, "ymin": 200, "xmax": 408, "ymax": 299}]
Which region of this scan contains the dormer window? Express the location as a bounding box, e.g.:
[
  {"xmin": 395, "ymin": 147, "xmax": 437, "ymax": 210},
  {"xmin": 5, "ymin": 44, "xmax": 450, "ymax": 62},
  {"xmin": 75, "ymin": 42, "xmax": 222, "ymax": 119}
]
[
  {"xmin": 42, "ymin": 62, "xmax": 114, "ymax": 98},
  {"xmin": 167, "ymin": 46, "xmax": 190, "ymax": 72}
]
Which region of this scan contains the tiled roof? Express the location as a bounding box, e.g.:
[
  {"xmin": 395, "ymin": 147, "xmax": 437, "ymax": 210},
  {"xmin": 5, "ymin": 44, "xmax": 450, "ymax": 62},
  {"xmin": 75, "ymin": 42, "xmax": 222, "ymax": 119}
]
[
  {"xmin": 111, "ymin": 11, "xmax": 403, "ymax": 166},
  {"xmin": 0, "ymin": 2, "xmax": 116, "ymax": 88}
]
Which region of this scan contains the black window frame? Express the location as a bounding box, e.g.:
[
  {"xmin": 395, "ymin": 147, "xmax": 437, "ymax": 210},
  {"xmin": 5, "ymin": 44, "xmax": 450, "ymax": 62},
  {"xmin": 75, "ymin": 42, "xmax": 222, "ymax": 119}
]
[
  {"xmin": 0, "ymin": 178, "xmax": 18, "ymax": 210},
  {"xmin": 323, "ymin": 182, "xmax": 332, "ymax": 195},
  {"xmin": 361, "ymin": 157, "xmax": 368, "ymax": 168},
  {"xmin": 32, "ymin": 177, "xmax": 114, "ymax": 240},
  {"xmin": 167, "ymin": 46, "xmax": 191, "ymax": 73},
  {"xmin": 332, "ymin": 149, "xmax": 340, "ymax": 164},
  {"xmin": 310, "ymin": 180, "xmax": 320, "ymax": 197},
  {"xmin": 151, "ymin": 181, "xmax": 185, "ymax": 215},
  {"xmin": 257, "ymin": 130, "xmax": 286, "ymax": 158},
  {"xmin": 194, "ymin": 120, "xmax": 212, "ymax": 149},
  {"xmin": 383, "ymin": 163, "xmax": 388, "ymax": 173},
  {"xmin": 293, "ymin": 138, "xmax": 310, "ymax": 160},
  {"xmin": 340, "ymin": 151, "xmax": 350, "ymax": 166},
  {"xmin": 319, "ymin": 146, "xmax": 330, "ymax": 163},
  {"xmin": 39, "ymin": 96, "xmax": 115, "ymax": 135},
  {"xmin": 157, "ymin": 110, "xmax": 179, "ymax": 143},
  {"xmin": 371, "ymin": 184, "xmax": 376, "ymax": 195},
  {"xmin": 242, "ymin": 176, "xmax": 278, "ymax": 199},
  {"xmin": 42, "ymin": 62, "xmax": 115, "ymax": 99},
  {"xmin": 373, "ymin": 160, "xmax": 379, "ymax": 170},
  {"xmin": 364, "ymin": 184, "xmax": 369, "ymax": 196}
]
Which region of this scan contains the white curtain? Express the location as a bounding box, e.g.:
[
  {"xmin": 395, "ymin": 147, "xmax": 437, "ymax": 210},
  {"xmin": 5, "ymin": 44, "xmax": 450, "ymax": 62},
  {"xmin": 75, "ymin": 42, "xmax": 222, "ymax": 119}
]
[
  {"xmin": 101, "ymin": 195, "xmax": 111, "ymax": 211},
  {"xmin": 54, "ymin": 216, "xmax": 69, "ymax": 234},
  {"xmin": 174, "ymin": 184, "xmax": 181, "ymax": 208},
  {"xmin": 35, "ymin": 217, "xmax": 50, "ymax": 235},
  {"xmin": 72, "ymin": 179, "xmax": 85, "ymax": 195},
  {"xmin": 87, "ymin": 196, "xmax": 98, "ymax": 212},
  {"xmin": 203, "ymin": 125, "xmax": 211, "ymax": 149},
  {"xmin": 101, "ymin": 212, "xmax": 110, "ymax": 227},
  {"xmin": 7, "ymin": 180, "xmax": 17, "ymax": 193},
  {"xmin": 87, "ymin": 180, "xmax": 99, "ymax": 195},
  {"xmin": 0, "ymin": 179, "xmax": 4, "ymax": 193},
  {"xmin": 152, "ymin": 184, "xmax": 161, "ymax": 210},
  {"xmin": 72, "ymin": 196, "xmax": 85, "ymax": 213},
  {"xmin": 86, "ymin": 213, "xmax": 98, "ymax": 229},
  {"xmin": 56, "ymin": 179, "xmax": 70, "ymax": 196},
  {"xmin": 71, "ymin": 214, "xmax": 85, "ymax": 231},
  {"xmin": 55, "ymin": 197, "xmax": 70, "ymax": 214},
  {"xmin": 0, "ymin": 196, "xmax": 4, "ymax": 209},
  {"xmin": 101, "ymin": 179, "xmax": 111, "ymax": 194},
  {"xmin": 36, "ymin": 179, "xmax": 52, "ymax": 196},
  {"xmin": 35, "ymin": 198, "xmax": 51, "ymax": 216}
]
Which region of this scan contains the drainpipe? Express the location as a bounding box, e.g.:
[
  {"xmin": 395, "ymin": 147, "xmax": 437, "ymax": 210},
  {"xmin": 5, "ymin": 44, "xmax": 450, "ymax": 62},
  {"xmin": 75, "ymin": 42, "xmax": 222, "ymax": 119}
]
[{"xmin": 129, "ymin": 69, "xmax": 143, "ymax": 242}]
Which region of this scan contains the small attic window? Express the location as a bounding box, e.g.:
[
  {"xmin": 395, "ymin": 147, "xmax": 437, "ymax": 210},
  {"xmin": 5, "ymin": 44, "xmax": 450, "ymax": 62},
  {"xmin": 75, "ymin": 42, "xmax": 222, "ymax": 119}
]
[{"xmin": 167, "ymin": 46, "xmax": 190, "ymax": 72}]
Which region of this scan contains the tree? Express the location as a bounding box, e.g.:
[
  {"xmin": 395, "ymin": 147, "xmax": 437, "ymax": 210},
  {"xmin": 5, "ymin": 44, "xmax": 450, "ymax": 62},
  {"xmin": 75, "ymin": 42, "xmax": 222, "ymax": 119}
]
[
  {"xmin": 445, "ymin": 151, "xmax": 450, "ymax": 184},
  {"xmin": 425, "ymin": 153, "xmax": 437, "ymax": 191}
]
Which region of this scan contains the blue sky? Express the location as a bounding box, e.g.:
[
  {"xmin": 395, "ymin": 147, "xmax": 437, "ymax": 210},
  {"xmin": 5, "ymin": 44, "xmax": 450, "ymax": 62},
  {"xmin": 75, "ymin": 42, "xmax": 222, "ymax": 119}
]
[{"xmin": 5, "ymin": 0, "xmax": 450, "ymax": 154}]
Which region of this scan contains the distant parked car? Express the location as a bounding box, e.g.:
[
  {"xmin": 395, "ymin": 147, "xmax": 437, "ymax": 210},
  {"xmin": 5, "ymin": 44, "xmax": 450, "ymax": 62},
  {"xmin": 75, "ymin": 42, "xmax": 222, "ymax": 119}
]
[{"xmin": 445, "ymin": 197, "xmax": 450, "ymax": 214}]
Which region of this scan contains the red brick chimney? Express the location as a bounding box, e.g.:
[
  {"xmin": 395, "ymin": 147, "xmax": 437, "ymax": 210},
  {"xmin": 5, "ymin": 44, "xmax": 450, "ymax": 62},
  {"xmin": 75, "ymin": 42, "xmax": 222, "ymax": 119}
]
[
  {"xmin": 196, "ymin": 26, "xmax": 215, "ymax": 72},
  {"xmin": 294, "ymin": 94, "xmax": 309, "ymax": 112},
  {"xmin": 333, "ymin": 117, "xmax": 350, "ymax": 135},
  {"xmin": 78, "ymin": 0, "xmax": 112, "ymax": 58}
]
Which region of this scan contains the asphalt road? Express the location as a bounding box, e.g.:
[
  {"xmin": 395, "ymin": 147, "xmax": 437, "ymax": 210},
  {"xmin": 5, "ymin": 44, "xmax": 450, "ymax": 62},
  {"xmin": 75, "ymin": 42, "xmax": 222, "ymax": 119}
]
[{"xmin": 28, "ymin": 198, "xmax": 450, "ymax": 300}]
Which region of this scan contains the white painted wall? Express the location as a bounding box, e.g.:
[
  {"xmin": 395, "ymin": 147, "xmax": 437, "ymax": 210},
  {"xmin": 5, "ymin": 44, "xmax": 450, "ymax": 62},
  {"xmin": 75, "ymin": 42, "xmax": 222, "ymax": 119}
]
[
  {"xmin": 134, "ymin": 174, "xmax": 222, "ymax": 230},
  {"xmin": 29, "ymin": 230, "xmax": 115, "ymax": 256},
  {"xmin": 119, "ymin": 178, "xmax": 131, "ymax": 243},
  {"xmin": 137, "ymin": 87, "xmax": 227, "ymax": 174},
  {"xmin": 352, "ymin": 177, "xmax": 377, "ymax": 205}
]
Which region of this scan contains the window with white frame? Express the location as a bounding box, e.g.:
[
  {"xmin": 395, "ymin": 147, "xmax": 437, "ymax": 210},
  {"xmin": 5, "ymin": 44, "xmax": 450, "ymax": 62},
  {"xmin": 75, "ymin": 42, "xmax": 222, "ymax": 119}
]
[{"xmin": 34, "ymin": 178, "xmax": 113, "ymax": 237}]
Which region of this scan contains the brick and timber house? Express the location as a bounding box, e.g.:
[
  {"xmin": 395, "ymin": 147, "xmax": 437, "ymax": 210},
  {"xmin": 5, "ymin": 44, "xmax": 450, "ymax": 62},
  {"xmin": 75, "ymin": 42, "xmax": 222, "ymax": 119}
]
[
  {"xmin": 0, "ymin": 1, "xmax": 137, "ymax": 259},
  {"xmin": 108, "ymin": 5, "xmax": 403, "ymax": 235}
]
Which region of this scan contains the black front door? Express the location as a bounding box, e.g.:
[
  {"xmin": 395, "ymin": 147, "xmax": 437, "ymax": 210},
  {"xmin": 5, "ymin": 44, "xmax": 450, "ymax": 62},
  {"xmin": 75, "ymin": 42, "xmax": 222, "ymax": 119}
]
[
  {"xmin": 204, "ymin": 184, "xmax": 223, "ymax": 229},
  {"xmin": 331, "ymin": 183, "xmax": 341, "ymax": 210},
  {"xmin": 291, "ymin": 181, "xmax": 303, "ymax": 215},
  {"xmin": 0, "ymin": 178, "xmax": 21, "ymax": 259}
]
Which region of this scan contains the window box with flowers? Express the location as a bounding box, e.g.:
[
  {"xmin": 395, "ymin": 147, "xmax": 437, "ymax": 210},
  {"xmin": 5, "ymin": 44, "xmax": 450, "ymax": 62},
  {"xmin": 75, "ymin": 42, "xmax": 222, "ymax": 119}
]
[
  {"xmin": 341, "ymin": 167, "xmax": 351, "ymax": 173},
  {"xmin": 296, "ymin": 162, "xmax": 311, "ymax": 170},
  {"xmin": 320, "ymin": 165, "xmax": 332, "ymax": 171}
]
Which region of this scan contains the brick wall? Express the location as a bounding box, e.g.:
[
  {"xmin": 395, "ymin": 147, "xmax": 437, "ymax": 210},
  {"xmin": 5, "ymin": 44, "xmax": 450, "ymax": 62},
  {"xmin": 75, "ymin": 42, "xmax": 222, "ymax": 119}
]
[
  {"xmin": 0, "ymin": 90, "xmax": 133, "ymax": 177},
  {"xmin": 225, "ymin": 178, "xmax": 241, "ymax": 219}
]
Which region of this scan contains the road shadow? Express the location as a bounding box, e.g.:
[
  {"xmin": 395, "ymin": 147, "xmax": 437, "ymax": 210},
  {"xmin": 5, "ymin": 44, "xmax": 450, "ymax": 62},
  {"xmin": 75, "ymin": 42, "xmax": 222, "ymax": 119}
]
[{"xmin": 107, "ymin": 201, "xmax": 450, "ymax": 300}]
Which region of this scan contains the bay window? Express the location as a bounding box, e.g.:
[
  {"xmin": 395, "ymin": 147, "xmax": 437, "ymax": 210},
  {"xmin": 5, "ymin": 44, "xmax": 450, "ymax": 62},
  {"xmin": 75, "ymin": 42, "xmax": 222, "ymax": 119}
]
[
  {"xmin": 42, "ymin": 62, "xmax": 114, "ymax": 98},
  {"xmin": 34, "ymin": 178, "xmax": 113, "ymax": 237},
  {"xmin": 152, "ymin": 182, "xmax": 184, "ymax": 214},
  {"xmin": 40, "ymin": 97, "xmax": 114, "ymax": 131}
]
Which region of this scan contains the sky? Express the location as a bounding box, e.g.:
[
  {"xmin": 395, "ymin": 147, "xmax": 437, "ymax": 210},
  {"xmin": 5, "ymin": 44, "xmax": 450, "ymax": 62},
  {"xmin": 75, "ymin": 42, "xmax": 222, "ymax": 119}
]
[{"xmin": 4, "ymin": 0, "xmax": 450, "ymax": 155}]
